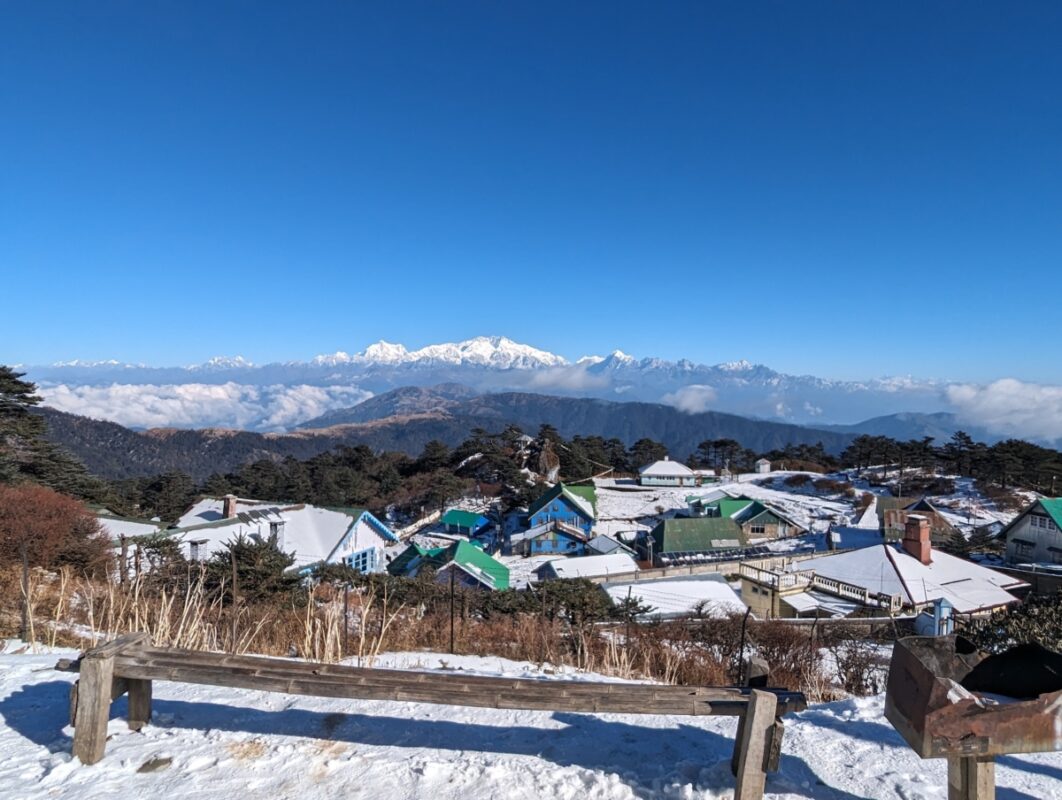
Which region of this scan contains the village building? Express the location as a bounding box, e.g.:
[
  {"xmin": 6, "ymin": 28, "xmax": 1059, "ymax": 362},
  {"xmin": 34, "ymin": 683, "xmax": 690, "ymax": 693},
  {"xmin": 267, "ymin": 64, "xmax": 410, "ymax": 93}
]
[
  {"xmin": 638, "ymin": 457, "xmax": 698, "ymax": 487},
  {"xmin": 876, "ymin": 496, "xmax": 957, "ymax": 545},
  {"xmin": 92, "ymin": 505, "xmax": 164, "ymax": 541},
  {"xmin": 603, "ymin": 574, "xmax": 746, "ymax": 620},
  {"xmin": 739, "ymin": 515, "xmax": 1027, "ymax": 620},
  {"xmin": 684, "ymin": 494, "xmax": 805, "ymax": 539},
  {"xmin": 166, "ymin": 495, "xmax": 397, "ymax": 572},
  {"xmin": 586, "ymin": 533, "xmax": 636, "ymax": 557},
  {"xmin": 1000, "ymin": 497, "xmax": 1062, "ymax": 566},
  {"xmin": 388, "ymin": 540, "xmax": 509, "ymax": 591},
  {"xmin": 534, "ymin": 552, "xmax": 639, "ymax": 581},
  {"xmin": 641, "ymin": 517, "xmax": 771, "ymax": 567},
  {"xmin": 755, "ymin": 458, "xmax": 771, "ymax": 474},
  {"xmin": 509, "ymin": 483, "xmax": 598, "ymax": 556},
  {"xmin": 440, "ymin": 508, "xmax": 492, "ymax": 538}
]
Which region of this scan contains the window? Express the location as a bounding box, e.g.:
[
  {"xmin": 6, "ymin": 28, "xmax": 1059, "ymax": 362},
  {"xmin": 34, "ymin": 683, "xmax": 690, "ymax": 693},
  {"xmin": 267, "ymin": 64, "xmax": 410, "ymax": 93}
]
[
  {"xmin": 347, "ymin": 547, "xmax": 378, "ymax": 574},
  {"xmin": 1014, "ymin": 541, "xmax": 1034, "ymax": 558},
  {"xmin": 750, "ymin": 525, "xmax": 766, "ymax": 535},
  {"xmin": 1051, "ymin": 550, "xmax": 1062, "ymax": 565},
  {"xmin": 1031, "ymin": 515, "xmax": 1058, "ymax": 532}
]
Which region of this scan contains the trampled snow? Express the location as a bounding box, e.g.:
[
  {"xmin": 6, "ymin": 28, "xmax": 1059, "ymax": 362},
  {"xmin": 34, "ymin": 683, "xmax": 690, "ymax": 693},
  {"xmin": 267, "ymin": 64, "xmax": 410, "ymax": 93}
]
[{"xmin": 2, "ymin": 644, "xmax": 1060, "ymax": 799}]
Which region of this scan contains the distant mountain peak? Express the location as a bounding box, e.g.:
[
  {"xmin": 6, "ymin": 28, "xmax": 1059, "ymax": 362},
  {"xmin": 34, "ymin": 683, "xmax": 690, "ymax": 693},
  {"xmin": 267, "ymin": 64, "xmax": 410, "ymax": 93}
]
[
  {"xmin": 194, "ymin": 355, "xmax": 254, "ymax": 370},
  {"xmin": 362, "ymin": 340, "xmax": 411, "ymax": 364},
  {"xmin": 51, "ymin": 358, "xmax": 135, "ymax": 368},
  {"xmin": 717, "ymin": 359, "xmax": 755, "ymax": 372}
]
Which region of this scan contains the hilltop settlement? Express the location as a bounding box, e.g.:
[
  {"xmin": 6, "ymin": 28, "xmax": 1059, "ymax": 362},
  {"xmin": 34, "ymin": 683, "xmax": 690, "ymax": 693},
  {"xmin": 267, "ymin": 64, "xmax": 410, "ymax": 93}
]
[{"xmin": 4, "ymin": 364, "xmax": 1062, "ymax": 799}]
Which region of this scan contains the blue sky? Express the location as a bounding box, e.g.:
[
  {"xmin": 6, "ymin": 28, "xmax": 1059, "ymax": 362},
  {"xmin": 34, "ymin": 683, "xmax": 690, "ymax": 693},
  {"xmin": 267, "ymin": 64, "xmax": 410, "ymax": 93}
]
[{"xmin": 2, "ymin": 2, "xmax": 1061, "ymax": 382}]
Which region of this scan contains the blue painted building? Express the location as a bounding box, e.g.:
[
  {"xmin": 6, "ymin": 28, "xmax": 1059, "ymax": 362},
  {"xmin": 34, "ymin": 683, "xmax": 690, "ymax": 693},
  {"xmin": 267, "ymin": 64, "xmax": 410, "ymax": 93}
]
[
  {"xmin": 512, "ymin": 483, "xmax": 598, "ymax": 556},
  {"xmin": 527, "ymin": 483, "xmax": 597, "ymax": 537}
]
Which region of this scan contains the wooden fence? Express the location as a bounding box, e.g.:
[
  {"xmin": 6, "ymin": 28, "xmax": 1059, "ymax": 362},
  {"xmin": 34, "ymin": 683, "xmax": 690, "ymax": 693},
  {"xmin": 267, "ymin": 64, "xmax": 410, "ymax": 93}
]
[{"xmin": 59, "ymin": 633, "xmax": 806, "ymax": 800}]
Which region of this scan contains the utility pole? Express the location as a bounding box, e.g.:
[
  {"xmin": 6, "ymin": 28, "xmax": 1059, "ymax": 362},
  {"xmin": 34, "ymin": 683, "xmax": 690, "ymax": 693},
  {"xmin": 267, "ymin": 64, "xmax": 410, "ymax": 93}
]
[
  {"xmin": 19, "ymin": 544, "xmax": 30, "ymax": 643},
  {"xmin": 625, "ymin": 586, "xmax": 633, "ymax": 651},
  {"xmin": 449, "ymin": 567, "xmax": 456, "ymax": 655}
]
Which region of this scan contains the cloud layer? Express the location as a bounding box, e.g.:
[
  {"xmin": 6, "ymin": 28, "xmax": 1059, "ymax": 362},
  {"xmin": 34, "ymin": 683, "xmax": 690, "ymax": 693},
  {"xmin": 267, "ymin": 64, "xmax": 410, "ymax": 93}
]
[
  {"xmin": 40, "ymin": 382, "xmax": 372, "ymax": 432},
  {"xmin": 946, "ymin": 378, "xmax": 1062, "ymax": 445},
  {"xmin": 662, "ymin": 384, "xmax": 718, "ymax": 414}
]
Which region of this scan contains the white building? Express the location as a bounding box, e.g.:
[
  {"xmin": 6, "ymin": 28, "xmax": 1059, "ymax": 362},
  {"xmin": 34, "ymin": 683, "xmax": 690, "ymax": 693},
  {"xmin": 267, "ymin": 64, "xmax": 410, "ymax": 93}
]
[
  {"xmin": 755, "ymin": 458, "xmax": 771, "ymax": 474},
  {"xmin": 741, "ymin": 516, "xmax": 1027, "ymax": 618},
  {"xmin": 603, "ymin": 574, "xmax": 746, "ymax": 619},
  {"xmin": 93, "ymin": 507, "xmax": 164, "ymax": 540},
  {"xmin": 534, "ymin": 552, "xmax": 639, "ymax": 580},
  {"xmin": 638, "ymin": 457, "xmax": 697, "ymax": 487},
  {"xmin": 168, "ymin": 495, "xmax": 398, "ymax": 572}
]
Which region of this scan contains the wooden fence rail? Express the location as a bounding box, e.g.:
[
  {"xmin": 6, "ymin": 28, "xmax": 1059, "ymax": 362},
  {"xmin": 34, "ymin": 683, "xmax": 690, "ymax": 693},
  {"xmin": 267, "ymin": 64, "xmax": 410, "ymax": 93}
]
[{"xmin": 57, "ymin": 634, "xmax": 806, "ymax": 800}]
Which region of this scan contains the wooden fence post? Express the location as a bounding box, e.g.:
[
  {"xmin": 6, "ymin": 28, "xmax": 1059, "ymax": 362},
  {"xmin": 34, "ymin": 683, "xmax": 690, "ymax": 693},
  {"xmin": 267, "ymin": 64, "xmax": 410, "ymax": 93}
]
[
  {"xmin": 72, "ymin": 653, "xmax": 115, "ymax": 764},
  {"xmin": 734, "ymin": 689, "xmax": 778, "ymax": 800},
  {"xmin": 70, "ymin": 632, "xmax": 151, "ymax": 764},
  {"xmin": 127, "ymin": 679, "xmax": 152, "ymax": 731},
  {"xmin": 948, "ymin": 756, "xmax": 995, "ymax": 800}
]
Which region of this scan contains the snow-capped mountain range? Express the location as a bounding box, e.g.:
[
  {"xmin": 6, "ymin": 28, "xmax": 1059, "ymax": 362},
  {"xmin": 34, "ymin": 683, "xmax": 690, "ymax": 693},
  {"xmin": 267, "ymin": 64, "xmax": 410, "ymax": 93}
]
[
  {"xmin": 310, "ymin": 336, "xmax": 568, "ymax": 369},
  {"xmin": 21, "ymin": 335, "xmax": 1061, "ymax": 445}
]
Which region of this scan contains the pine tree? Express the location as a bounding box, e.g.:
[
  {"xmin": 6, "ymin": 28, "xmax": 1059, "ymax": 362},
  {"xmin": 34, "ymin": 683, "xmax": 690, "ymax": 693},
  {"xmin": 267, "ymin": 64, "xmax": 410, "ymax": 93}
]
[
  {"xmin": 0, "ymin": 365, "xmax": 106, "ymax": 499},
  {"xmin": 207, "ymin": 533, "xmax": 302, "ymax": 603}
]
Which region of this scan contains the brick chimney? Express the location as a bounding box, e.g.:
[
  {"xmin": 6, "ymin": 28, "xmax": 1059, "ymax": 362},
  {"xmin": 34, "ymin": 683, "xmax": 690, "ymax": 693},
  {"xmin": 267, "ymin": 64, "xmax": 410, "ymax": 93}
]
[
  {"xmin": 222, "ymin": 494, "xmax": 238, "ymax": 519},
  {"xmin": 902, "ymin": 514, "xmax": 932, "ymax": 565}
]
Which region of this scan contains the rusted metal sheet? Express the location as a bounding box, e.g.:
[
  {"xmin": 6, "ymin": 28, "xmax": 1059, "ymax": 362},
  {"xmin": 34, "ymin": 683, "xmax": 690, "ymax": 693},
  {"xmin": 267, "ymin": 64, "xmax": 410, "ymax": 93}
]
[{"xmin": 885, "ymin": 635, "xmax": 1062, "ymax": 758}]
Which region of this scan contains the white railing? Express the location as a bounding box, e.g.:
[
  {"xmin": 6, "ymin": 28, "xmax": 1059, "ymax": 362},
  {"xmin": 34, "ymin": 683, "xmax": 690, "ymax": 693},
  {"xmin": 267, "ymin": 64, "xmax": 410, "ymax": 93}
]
[{"xmin": 741, "ymin": 563, "xmax": 904, "ymax": 613}]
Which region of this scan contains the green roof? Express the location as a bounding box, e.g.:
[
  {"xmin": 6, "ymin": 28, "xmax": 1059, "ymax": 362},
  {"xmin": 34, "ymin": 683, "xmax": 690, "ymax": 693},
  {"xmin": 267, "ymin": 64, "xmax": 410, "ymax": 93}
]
[
  {"xmin": 441, "ymin": 540, "xmax": 510, "ymax": 590},
  {"xmin": 651, "ymin": 517, "xmax": 747, "ymax": 553},
  {"xmin": 387, "ymin": 543, "xmax": 432, "ymax": 576},
  {"xmin": 441, "ymin": 509, "xmax": 488, "ymax": 529},
  {"xmin": 389, "ymin": 541, "xmax": 510, "ymax": 589},
  {"xmin": 528, "ymin": 483, "xmax": 597, "ymax": 519},
  {"xmin": 1038, "ymin": 498, "xmax": 1062, "ymax": 531},
  {"xmin": 713, "ymin": 498, "xmax": 757, "ymax": 518}
]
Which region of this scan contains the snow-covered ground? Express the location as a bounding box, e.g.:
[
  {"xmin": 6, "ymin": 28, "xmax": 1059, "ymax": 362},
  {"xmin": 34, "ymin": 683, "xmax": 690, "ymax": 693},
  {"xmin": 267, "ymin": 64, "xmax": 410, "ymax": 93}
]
[
  {"xmin": 594, "ymin": 476, "xmax": 855, "ymax": 536},
  {"xmin": 2, "ymin": 643, "xmax": 1060, "ymax": 799}
]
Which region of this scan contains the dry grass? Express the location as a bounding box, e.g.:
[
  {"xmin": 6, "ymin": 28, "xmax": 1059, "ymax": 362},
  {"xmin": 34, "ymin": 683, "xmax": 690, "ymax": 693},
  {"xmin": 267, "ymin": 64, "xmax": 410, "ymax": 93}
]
[{"xmin": 1, "ymin": 568, "xmax": 885, "ymax": 701}]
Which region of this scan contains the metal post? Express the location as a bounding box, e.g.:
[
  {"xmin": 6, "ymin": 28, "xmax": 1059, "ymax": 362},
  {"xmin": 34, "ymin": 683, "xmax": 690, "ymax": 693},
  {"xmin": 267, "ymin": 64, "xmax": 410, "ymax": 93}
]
[{"xmin": 449, "ymin": 567, "xmax": 456, "ymax": 655}]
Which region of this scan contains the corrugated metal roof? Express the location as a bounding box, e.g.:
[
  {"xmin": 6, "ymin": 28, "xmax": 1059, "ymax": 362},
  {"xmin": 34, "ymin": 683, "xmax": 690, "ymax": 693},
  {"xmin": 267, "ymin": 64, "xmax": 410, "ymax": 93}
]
[
  {"xmin": 652, "ymin": 517, "xmax": 747, "ymax": 552},
  {"xmin": 441, "ymin": 509, "xmax": 489, "ymax": 529}
]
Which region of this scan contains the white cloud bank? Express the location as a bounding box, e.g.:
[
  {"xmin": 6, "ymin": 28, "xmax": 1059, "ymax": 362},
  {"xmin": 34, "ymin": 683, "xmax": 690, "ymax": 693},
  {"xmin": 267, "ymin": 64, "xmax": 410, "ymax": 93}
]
[
  {"xmin": 39, "ymin": 382, "xmax": 372, "ymax": 432},
  {"xmin": 662, "ymin": 384, "xmax": 718, "ymax": 414},
  {"xmin": 946, "ymin": 378, "xmax": 1062, "ymax": 445}
]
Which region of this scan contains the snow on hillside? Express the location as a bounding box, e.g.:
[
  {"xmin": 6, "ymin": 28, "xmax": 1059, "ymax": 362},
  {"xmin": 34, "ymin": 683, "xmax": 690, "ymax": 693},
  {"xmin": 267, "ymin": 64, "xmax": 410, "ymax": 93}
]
[
  {"xmin": 2, "ymin": 644, "xmax": 1059, "ymax": 799},
  {"xmin": 593, "ymin": 476, "xmax": 855, "ymax": 535}
]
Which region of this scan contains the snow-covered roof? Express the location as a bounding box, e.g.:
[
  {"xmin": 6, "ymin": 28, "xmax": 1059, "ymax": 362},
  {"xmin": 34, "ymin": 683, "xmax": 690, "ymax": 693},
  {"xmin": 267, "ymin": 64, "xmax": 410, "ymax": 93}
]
[
  {"xmin": 782, "ymin": 591, "xmax": 862, "ymax": 618},
  {"xmin": 169, "ymin": 497, "xmax": 395, "ymax": 569},
  {"xmin": 174, "ymin": 497, "xmax": 281, "ymax": 528},
  {"xmin": 639, "ymin": 458, "xmax": 695, "ymax": 477},
  {"xmin": 854, "ymin": 499, "xmax": 879, "ymax": 529},
  {"xmin": 792, "ymin": 543, "xmax": 1026, "ymax": 614},
  {"xmin": 604, "ymin": 575, "xmax": 746, "ymax": 619},
  {"xmin": 539, "ymin": 553, "xmax": 639, "ymax": 579},
  {"xmin": 96, "ymin": 514, "xmax": 164, "ymax": 540}
]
